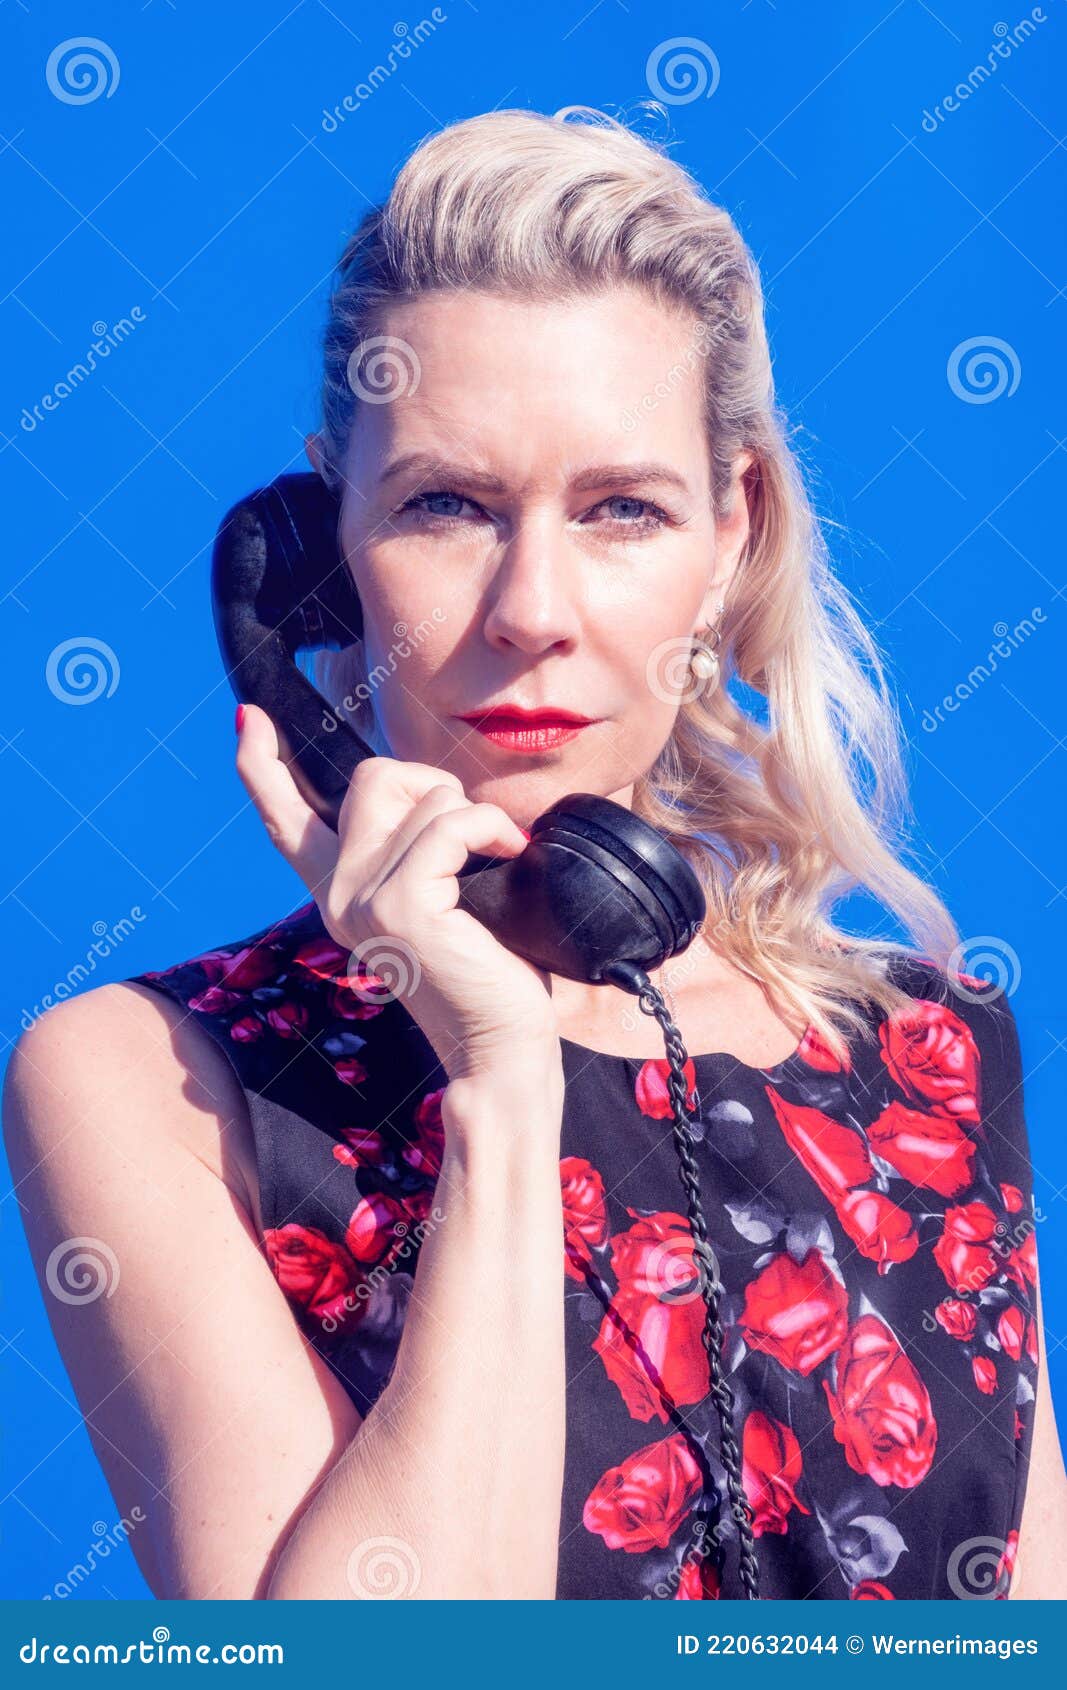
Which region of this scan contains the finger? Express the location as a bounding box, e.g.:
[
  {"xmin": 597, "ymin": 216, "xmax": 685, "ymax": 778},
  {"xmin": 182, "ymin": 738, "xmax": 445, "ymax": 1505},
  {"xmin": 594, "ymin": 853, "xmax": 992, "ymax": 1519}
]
[
  {"xmin": 336, "ymin": 758, "xmax": 464, "ymax": 858},
  {"xmin": 387, "ymin": 800, "xmax": 529, "ymax": 899},
  {"xmin": 236, "ymin": 702, "xmax": 339, "ymax": 894},
  {"xmin": 370, "ymin": 783, "xmax": 470, "ymax": 883}
]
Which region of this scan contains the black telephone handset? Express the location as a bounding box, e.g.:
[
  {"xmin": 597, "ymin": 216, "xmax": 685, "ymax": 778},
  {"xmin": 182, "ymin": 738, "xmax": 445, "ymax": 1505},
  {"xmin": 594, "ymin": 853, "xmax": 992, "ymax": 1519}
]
[{"xmin": 209, "ymin": 469, "xmax": 759, "ymax": 1598}]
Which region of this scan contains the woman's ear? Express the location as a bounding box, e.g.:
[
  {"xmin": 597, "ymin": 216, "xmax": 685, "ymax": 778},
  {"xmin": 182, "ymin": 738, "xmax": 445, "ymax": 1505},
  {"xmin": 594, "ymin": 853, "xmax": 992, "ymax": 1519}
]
[
  {"xmin": 304, "ymin": 431, "xmax": 326, "ymax": 478},
  {"xmin": 710, "ymin": 448, "xmax": 757, "ymax": 600}
]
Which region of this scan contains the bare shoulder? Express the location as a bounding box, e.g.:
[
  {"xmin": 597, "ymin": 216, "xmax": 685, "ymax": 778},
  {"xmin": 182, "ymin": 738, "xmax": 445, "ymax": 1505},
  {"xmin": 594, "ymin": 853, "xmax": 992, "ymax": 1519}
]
[
  {"xmin": 4, "ymin": 979, "xmax": 262, "ymax": 1235},
  {"xmin": 4, "ymin": 980, "xmax": 363, "ymax": 1599}
]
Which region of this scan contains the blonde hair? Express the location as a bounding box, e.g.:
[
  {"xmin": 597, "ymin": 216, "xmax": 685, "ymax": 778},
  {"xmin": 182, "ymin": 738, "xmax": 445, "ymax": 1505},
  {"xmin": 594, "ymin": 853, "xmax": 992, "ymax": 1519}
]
[{"xmin": 310, "ymin": 105, "xmax": 962, "ymax": 1061}]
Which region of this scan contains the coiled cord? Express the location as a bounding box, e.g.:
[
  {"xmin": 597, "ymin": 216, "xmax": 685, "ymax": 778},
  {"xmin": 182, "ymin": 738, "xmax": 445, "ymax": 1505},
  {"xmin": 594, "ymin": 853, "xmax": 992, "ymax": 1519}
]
[{"xmin": 603, "ymin": 960, "xmax": 761, "ymax": 1601}]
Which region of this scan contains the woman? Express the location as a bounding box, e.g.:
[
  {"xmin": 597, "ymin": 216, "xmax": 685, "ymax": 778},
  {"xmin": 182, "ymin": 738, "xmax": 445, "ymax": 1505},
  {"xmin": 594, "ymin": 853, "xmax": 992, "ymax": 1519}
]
[{"xmin": 6, "ymin": 106, "xmax": 1065, "ymax": 1602}]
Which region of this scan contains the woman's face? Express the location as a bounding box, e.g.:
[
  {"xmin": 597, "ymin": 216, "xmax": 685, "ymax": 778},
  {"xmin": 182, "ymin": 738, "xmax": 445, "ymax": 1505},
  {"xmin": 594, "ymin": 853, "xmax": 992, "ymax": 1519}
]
[{"xmin": 312, "ymin": 285, "xmax": 752, "ymax": 824}]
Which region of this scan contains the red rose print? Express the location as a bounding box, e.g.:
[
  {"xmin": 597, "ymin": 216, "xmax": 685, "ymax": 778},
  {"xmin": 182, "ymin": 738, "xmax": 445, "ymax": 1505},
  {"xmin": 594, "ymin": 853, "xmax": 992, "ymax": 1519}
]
[
  {"xmin": 878, "ymin": 1000, "xmax": 980, "ymax": 1124},
  {"xmin": 607, "ymin": 1210, "xmax": 702, "ymax": 1299},
  {"xmin": 264, "ymin": 1222, "xmax": 361, "ymax": 1330},
  {"xmin": 345, "ymin": 1188, "xmax": 432, "ymax": 1268},
  {"xmin": 229, "ymin": 1014, "xmax": 264, "ymax": 1043},
  {"xmin": 583, "ymin": 1432, "xmax": 703, "ymax": 1552},
  {"xmin": 560, "ymin": 1157, "xmax": 609, "ymax": 1283},
  {"xmin": 199, "ymin": 943, "xmax": 279, "ymax": 991},
  {"xmin": 291, "ymin": 934, "xmax": 350, "ymax": 979},
  {"xmin": 972, "ymin": 1354, "xmax": 997, "ymax": 1395},
  {"xmin": 996, "ymin": 1531, "xmax": 1019, "ymax": 1592},
  {"xmin": 796, "ymin": 1025, "xmax": 852, "ymax": 1073},
  {"xmin": 822, "ymin": 1315, "xmax": 937, "ymax": 1488},
  {"xmin": 403, "ymin": 1089, "xmax": 446, "ymax": 1178},
  {"xmin": 594, "ymin": 1282, "xmax": 710, "ymax": 1422},
  {"xmin": 851, "ymin": 1580, "xmax": 895, "ymax": 1599},
  {"xmin": 266, "ymin": 1001, "xmax": 309, "ymax": 1038},
  {"xmin": 1013, "ymin": 1409, "xmax": 1024, "ymax": 1441},
  {"xmin": 189, "ymin": 985, "xmax": 243, "ymax": 1015},
  {"xmin": 1025, "ymin": 1318, "xmax": 1039, "ymax": 1365},
  {"xmin": 764, "ymin": 1089, "xmax": 872, "ymax": 1204},
  {"xmin": 997, "ymin": 1305, "xmax": 1025, "ymax": 1362},
  {"xmin": 1004, "ymin": 1230, "xmax": 1037, "ymax": 1291},
  {"xmin": 866, "ymin": 1101, "xmax": 976, "ymax": 1198},
  {"xmin": 333, "ymin": 1056, "xmax": 368, "ymax": 1088},
  {"xmin": 675, "ymin": 1557, "xmax": 721, "ymax": 1599},
  {"xmin": 739, "ymin": 1249, "xmax": 849, "ymax": 1377},
  {"xmin": 742, "ymin": 1410, "xmax": 811, "ymax": 1537},
  {"xmin": 1000, "ymin": 1183, "xmax": 1024, "ymax": 1213},
  {"xmin": 333, "ymin": 1124, "xmax": 391, "ymax": 1170},
  {"xmin": 934, "ymin": 1298, "xmax": 977, "ymax": 1341},
  {"xmin": 933, "ymin": 1202, "xmax": 999, "ymax": 1295},
  {"xmin": 835, "ymin": 1190, "xmax": 919, "ymax": 1274},
  {"xmin": 329, "ymin": 980, "xmax": 387, "ymax": 1021},
  {"xmin": 635, "ymin": 1057, "xmax": 697, "ymax": 1119}
]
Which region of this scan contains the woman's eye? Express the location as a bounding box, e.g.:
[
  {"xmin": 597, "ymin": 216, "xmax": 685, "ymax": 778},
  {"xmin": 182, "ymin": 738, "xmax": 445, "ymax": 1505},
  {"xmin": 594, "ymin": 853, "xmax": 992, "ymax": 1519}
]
[
  {"xmin": 588, "ymin": 495, "xmax": 670, "ymax": 532},
  {"xmin": 397, "ymin": 488, "xmax": 480, "ymax": 523}
]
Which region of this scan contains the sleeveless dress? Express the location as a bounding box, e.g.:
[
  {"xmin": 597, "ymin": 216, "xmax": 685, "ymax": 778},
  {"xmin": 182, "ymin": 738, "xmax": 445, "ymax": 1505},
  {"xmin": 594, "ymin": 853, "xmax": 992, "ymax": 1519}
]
[{"xmin": 127, "ymin": 900, "xmax": 1038, "ymax": 1601}]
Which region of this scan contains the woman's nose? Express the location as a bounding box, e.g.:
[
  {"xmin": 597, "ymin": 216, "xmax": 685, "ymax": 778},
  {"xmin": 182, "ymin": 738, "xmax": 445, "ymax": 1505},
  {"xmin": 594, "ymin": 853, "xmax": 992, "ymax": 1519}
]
[{"xmin": 480, "ymin": 512, "xmax": 581, "ymax": 656}]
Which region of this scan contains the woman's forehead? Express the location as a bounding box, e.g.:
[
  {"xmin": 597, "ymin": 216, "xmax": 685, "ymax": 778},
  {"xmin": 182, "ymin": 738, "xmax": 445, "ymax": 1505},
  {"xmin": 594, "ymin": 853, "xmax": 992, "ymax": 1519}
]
[{"xmin": 347, "ymin": 289, "xmax": 710, "ymax": 484}]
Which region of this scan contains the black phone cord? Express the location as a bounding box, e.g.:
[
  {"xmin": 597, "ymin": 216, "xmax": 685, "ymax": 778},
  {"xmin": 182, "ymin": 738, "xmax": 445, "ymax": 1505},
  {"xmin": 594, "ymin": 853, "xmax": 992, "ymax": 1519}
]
[{"xmin": 602, "ymin": 961, "xmax": 761, "ymax": 1601}]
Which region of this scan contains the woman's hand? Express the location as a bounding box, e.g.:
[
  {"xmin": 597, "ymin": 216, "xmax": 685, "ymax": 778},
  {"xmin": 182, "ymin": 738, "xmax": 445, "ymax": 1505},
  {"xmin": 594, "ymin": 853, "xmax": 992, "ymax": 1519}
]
[{"xmin": 235, "ymin": 703, "xmax": 560, "ymax": 1082}]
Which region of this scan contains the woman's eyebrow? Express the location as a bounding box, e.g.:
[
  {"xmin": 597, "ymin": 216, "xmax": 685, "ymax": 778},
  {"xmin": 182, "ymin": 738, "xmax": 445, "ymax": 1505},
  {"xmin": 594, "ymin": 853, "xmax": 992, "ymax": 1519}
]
[
  {"xmin": 570, "ymin": 462, "xmax": 691, "ymax": 495},
  {"xmin": 379, "ymin": 452, "xmax": 691, "ymax": 495},
  {"xmin": 379, "ymin": 452, "xmax": 507, "ymax": 492}
]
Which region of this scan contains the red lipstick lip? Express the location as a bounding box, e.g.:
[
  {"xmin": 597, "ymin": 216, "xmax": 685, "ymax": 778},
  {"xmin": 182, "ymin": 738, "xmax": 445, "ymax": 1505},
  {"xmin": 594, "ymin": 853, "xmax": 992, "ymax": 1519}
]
[{"xmin": 455, "ymin": 707, "xmax": 600, "ymax": 726}]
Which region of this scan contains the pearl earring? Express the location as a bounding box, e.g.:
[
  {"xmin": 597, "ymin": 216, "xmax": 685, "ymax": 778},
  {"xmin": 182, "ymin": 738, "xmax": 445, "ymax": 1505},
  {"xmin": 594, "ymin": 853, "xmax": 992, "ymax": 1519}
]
[{"xmin": 688, "ymin": 601, "xmax": 726, "ymax": 691}]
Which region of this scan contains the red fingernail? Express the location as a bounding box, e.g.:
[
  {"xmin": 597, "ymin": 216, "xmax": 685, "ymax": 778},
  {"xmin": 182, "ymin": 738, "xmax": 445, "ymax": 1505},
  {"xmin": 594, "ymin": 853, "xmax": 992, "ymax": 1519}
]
[
  {"xmin": 235, "ymin": 703, "xmax": 245, "ymax": 734},
  {"xmin": 518, "ymin": 826, "xmax": 531, "ymax": 840}
]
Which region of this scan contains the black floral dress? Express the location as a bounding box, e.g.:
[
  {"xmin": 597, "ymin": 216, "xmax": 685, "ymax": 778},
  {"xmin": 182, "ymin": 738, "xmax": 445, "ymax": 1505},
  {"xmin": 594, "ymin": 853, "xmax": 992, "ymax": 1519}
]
[{"xmin": 128, "ymin": 900, "xmax": 1038, "ymax": 1600}]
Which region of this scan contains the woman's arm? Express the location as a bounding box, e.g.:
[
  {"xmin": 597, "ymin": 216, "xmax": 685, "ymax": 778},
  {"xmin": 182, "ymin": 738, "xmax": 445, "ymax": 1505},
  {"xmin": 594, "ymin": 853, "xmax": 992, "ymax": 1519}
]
[
  {"xmin": 266, "ymin": 1067, "xmax": 567, "ymax": 1600},
  {"xmin": 3, "ymin": 979, "xmax": 567, "ymax": 1600},
  {"xmin": 1009, "ymin": 1263, "xmax": 1067, "ymax": 1598}
]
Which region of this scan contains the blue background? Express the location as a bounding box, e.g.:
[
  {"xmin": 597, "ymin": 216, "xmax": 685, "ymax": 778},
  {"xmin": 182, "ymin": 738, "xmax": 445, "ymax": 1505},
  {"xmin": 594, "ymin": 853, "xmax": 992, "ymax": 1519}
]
[{"xmin": 1, "ymin": 0, "xmax": 1064, "ymax": 1600}]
